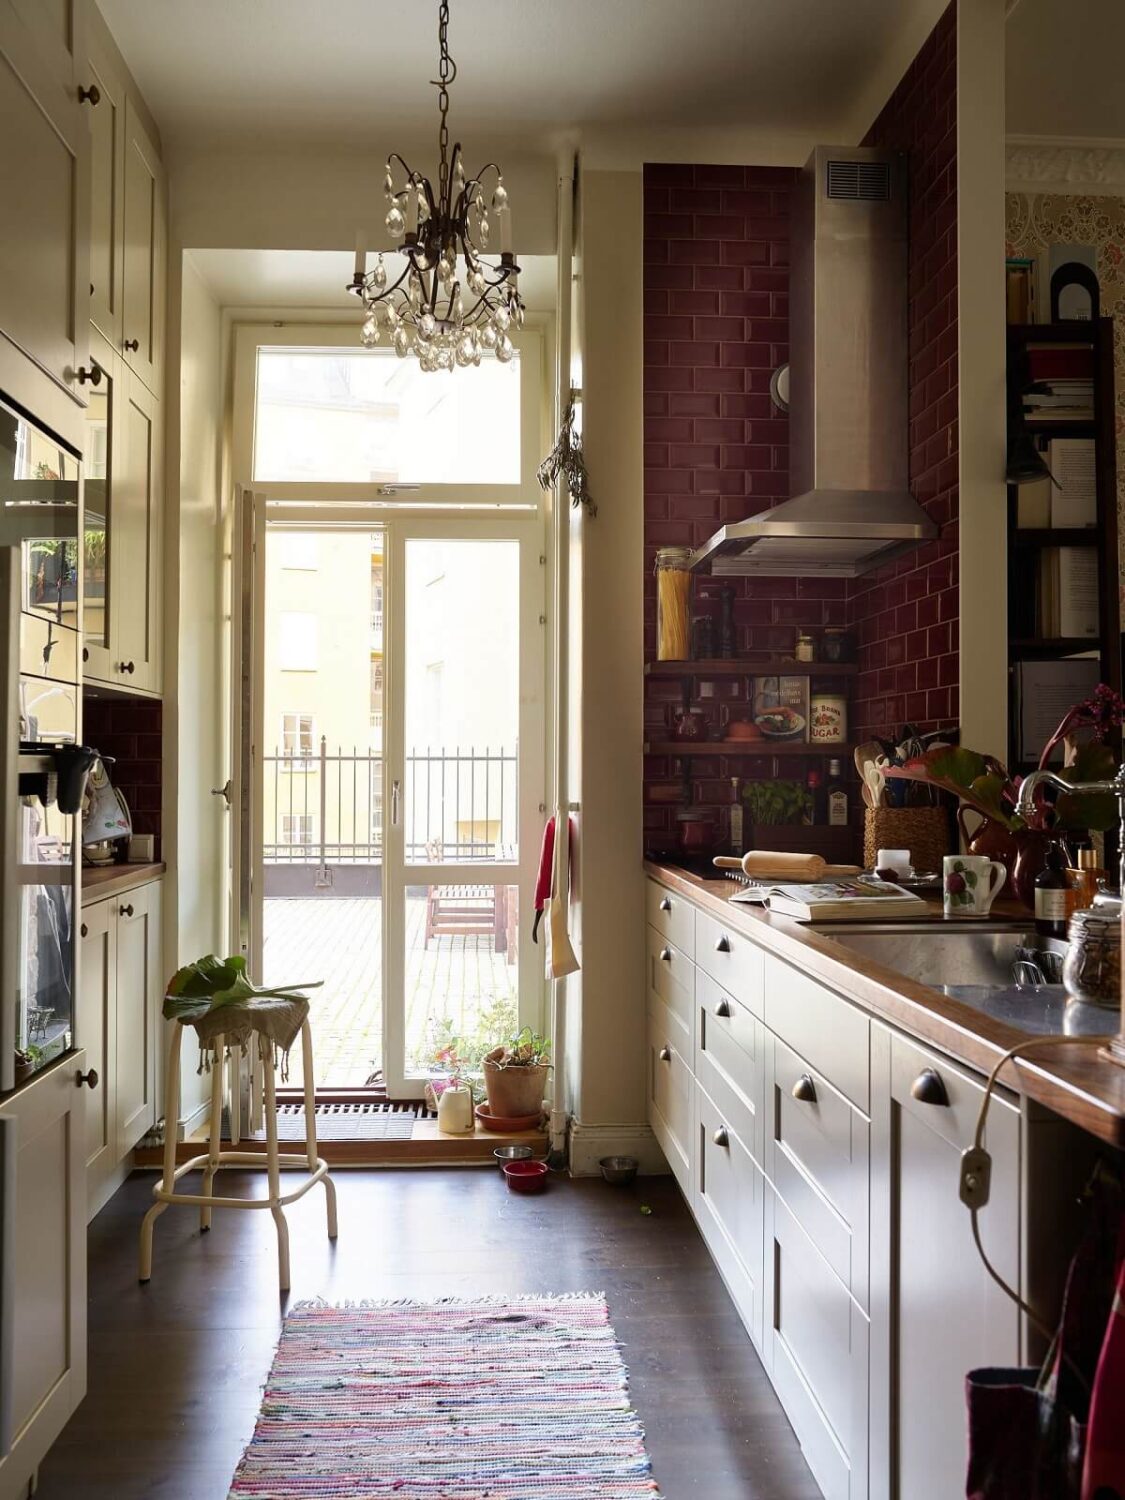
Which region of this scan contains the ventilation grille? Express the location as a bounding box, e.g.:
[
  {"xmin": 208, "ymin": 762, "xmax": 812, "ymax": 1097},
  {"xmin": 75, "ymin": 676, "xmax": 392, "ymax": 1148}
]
[{"xmin": 825, "ymin": 158, "xmax": 892, "ymax": 202}]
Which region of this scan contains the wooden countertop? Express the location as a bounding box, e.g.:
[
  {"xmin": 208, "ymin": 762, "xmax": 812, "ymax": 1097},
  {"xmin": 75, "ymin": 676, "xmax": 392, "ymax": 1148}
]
[
  {"xmin": 81, "ymin": 862, "xmax": 164, "ymax": 905},
  {"xmin": 645, "ymin": 860, "xmax": 1125, "ymax": 1149}
]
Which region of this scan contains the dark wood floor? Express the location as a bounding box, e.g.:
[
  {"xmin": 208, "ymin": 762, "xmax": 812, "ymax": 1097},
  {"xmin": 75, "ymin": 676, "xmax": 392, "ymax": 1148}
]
[{"xmin": 37, "ymin": 1167, "xmax": 819, "ymax": 1500}]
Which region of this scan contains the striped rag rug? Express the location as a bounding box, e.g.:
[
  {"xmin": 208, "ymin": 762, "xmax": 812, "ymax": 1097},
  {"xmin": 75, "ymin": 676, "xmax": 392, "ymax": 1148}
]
[{"xmin": 228, "ymin": 1294, "xmax": 660, "ymax": 1498}]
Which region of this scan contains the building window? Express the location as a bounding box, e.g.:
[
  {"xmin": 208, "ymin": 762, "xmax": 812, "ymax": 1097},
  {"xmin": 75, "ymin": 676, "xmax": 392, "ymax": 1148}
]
[
  {"xmin": 281, "ymin": 814, "xmax": 314, "ymax": 847},
  {"xmin": 278, "ymin": 532, "xmax": 319, "ymax": 570},
  {"xmin": 279, "ymin": 611, "xmax": 317, "ymax": 670},
  {"xmin": 370, "ymin": 571, "xmax": 384, "ymax": 642},
  {"xmin": 281, "ymin": 712, "xmax": 315, "ymax": 763}
]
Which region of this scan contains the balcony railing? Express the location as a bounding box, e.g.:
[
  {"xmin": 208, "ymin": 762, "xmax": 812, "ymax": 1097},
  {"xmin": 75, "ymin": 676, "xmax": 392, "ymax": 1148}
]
[{"xmin": 263, "ymin": 737, "xmax": 517, "ymax": 869}]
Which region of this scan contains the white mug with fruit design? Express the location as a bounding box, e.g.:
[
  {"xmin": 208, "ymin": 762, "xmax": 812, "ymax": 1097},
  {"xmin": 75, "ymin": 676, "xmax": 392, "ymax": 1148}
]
[{"xmin": 943, "ymin": 854, "xmax": 1007, "ymax": 917}]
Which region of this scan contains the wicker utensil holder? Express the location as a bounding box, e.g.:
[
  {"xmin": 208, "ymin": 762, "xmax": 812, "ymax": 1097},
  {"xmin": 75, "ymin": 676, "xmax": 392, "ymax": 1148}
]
[{"xmin": 863, "ymin": 807, "xmax": 951, "ymax": 873}]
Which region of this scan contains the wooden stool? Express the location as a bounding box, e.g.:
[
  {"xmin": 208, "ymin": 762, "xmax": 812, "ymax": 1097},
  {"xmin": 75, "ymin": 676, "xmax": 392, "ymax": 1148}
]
[{"xmin": 138, "ymin": 1012, "xmax": 337, "ymax": 1291}]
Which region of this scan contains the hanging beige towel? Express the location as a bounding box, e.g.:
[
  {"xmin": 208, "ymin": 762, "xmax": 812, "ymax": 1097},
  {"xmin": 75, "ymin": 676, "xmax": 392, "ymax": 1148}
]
[{"xmin": 546, "ymin": 807, "xmax": 579, "ymax": 978}]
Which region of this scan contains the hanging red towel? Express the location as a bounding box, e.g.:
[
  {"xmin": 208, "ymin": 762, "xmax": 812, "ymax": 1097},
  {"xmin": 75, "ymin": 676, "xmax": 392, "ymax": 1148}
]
[
  {"xmin": 1082, "ymin": 1245, "xmax": 1125, "ymax": 1498},
  {"xmin": 532, "ymin": 815, "xmax": 573, "ymax": 942}
]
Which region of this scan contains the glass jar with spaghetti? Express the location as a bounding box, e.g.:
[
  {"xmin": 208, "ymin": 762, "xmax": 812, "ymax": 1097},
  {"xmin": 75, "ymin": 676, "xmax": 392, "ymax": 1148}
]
[{"xmin": 655, "ymin": 546, "xmax": 693, "ymax": 661}]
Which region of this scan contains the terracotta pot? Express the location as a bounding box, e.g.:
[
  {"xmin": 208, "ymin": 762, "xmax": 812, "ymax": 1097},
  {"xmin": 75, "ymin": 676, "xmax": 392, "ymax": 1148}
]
[
  {"xmin": 1010, "ymin": 828, "xmax": 1052, "ymax": 911},
  {"xmin": 483, "ymin": 1049, "xmax": 549, "ymax": 1119}
]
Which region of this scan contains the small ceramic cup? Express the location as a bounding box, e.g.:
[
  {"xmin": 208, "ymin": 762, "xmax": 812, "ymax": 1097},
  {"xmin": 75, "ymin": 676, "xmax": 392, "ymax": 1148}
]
[{"xmin": 943, "ymin": 855, "xmax": 1007, "ymax": 917}]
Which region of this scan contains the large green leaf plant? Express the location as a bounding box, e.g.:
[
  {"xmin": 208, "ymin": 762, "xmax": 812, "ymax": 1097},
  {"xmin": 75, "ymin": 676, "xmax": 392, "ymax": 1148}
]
[{"xmin": 163, "ymin": 954, "xmax": 322, "ymax": 1022}]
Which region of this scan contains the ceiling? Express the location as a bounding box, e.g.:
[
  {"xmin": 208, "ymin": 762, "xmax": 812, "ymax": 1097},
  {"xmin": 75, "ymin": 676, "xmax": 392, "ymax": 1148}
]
[
  {"xmin": 1007, "ymin": 0, "xmax": 1125, "ymax": 140},
  {"xmin": 98, "ymin": 0, "xmax": 944, "ymax": 153},
  {"xmin": 188, "ymin": 248, "xmax": 557, "ymax": 311}
]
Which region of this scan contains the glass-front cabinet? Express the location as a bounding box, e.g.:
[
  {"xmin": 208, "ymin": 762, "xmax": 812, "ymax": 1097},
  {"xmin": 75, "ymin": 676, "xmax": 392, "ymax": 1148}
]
[{"xmin": 82, "ymin": 327, "xmax": 115, "ymax": 681}]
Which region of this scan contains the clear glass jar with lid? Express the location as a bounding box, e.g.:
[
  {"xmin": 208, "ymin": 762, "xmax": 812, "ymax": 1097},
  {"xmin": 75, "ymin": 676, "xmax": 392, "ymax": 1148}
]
[
  {"xmin": 655, "ymin": 546, "xmax": 693, "ymax": 661},
  {"xmin": 1063, "ymin": 892, "xmax": 1121, "ymax": 1007}
]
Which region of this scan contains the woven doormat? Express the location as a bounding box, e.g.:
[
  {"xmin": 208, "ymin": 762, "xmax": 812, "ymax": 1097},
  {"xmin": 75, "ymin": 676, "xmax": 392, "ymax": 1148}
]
[
  {"xmin": 254, "ymin": 1102, "xmax": 423, "ymax": 1142},
  {"xmin": 229, "ymin": 1294, "xmax": 660, "ymax": 1498}
]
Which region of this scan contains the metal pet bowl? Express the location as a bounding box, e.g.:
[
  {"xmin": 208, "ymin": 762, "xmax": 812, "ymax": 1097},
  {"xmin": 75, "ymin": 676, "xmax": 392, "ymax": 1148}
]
[
  {"xmin": 494, "ymin": 1144, "xmax": 534, "ymax": 1168},
  {"xmin": 599, "ymin": 1155, "xmax": 638, "ymax": 1185}
]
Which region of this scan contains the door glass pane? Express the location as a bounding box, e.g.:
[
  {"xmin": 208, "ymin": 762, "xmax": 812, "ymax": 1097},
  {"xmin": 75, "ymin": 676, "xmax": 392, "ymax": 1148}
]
[
  {"xmin": 254, "ymin": 347, "xmax": 520, "ymax": 485},
  {"xmin": 83, "ymin": 364, "xmax": 111, "ymax": 650},
  {"xmin": 403, "ymin": 539, "xmax": 519, "ymax": 863},
  {"xmin": 405, "ymin": 882, "xmax": 519, "ymax": 1075}
]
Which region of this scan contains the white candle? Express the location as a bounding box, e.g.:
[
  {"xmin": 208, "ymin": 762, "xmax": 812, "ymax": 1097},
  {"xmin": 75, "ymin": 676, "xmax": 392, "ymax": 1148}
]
[
  {"xmin": 354, "ymin": 230, "xmax": 367, "ymax": 280},
  {"xmin": 500, "ymin": 207, "xmax": 512, "ymax": 254},
  {"xmin": 405, "ymin": 188, "xmax": 419, "ymax": 238}
]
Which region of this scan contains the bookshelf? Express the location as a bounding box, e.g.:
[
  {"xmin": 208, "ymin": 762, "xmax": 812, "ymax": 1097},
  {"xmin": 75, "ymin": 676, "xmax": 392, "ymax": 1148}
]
[{"xmin": 1006, "ymin": 319, "xmax": 1121, "ymax": 770}]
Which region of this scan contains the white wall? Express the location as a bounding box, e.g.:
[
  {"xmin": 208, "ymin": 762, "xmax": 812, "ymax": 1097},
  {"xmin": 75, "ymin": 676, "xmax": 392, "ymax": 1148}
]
[{"xmin": 163, "ymin": 252, "xmax": 228, "ymax": 1126}]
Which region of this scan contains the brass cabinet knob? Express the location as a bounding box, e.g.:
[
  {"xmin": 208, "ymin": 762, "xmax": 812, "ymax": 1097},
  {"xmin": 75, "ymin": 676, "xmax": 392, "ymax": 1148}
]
[
  {"xmin": 715, "ymin": 934, "xmax": 731, "ymax": 953},
  {"xmin": 791, "ymin": 1072, "xmax": 817, "ymax": 1104},
  {"xmin": 659, "ymin": 897, "xmax": 672, "ymax": 913},
  {"xmin": 910, "ymin": 1068, "xmax": 950, "ymax": 1107},
  {"xmin": 713, "ymin": 1125, "xmax": 730, "ymax": 1149},
  {"xmin": 658, "ymin": 1046, "xmax": 671, "ymax": 1063},
  {"xmin": 76, "ymin": 1069, "xmax": 99, "ymax": 1089}
]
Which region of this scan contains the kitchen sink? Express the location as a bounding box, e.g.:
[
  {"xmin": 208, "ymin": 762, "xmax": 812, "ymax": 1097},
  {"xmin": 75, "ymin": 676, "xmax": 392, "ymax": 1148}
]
[{"xmin": 823, "ymin": 926, "xmax": 1116, "ymax": 1038}]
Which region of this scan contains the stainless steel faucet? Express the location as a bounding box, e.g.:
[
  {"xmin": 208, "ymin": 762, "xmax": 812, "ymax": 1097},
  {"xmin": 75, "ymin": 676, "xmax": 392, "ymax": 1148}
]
[{"xmin": 1015, "ymin": 767, "xmax": 1125, "ymax": 893}]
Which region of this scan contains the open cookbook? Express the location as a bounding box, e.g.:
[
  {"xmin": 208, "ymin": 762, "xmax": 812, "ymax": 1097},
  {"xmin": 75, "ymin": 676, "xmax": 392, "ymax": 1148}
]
[{"xmin": 730, "ymin": 876, "xmax": 927, "ymax": 922}]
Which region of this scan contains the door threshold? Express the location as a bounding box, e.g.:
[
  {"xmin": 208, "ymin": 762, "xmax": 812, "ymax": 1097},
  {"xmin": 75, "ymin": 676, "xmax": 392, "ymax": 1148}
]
[{"xmin": 134, "ymin": 1119, "xmax": 548, "ymax": 1169}]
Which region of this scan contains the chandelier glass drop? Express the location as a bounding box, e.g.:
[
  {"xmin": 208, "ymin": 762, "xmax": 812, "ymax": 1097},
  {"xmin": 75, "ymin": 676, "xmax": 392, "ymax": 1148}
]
[{"xmin": 348, "ymin": 0, "xmax": 523, "ymax": 372}]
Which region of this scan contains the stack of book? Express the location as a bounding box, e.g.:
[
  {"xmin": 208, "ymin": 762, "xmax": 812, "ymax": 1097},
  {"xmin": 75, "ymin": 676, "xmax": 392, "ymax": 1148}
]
[
  {"xmin": 1022, "ymin": 342, "xmax": 1095, "ymax": 423},
  {"xmin": 1036, "ymin": 545, "xmax": 1099, "ymax": 638}
]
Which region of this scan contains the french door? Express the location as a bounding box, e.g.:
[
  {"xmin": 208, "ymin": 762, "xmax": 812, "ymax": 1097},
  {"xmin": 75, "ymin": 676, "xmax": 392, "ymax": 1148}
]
[{"xmin": 234, "ymin": 494, "xmax": 545, "ymax": 1102}]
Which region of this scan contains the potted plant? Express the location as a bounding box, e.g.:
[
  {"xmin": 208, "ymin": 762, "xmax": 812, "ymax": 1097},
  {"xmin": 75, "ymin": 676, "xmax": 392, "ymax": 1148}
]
[{"xmin": 483, "ymin": 1026, "xmax": 551, "ymax": 1120}]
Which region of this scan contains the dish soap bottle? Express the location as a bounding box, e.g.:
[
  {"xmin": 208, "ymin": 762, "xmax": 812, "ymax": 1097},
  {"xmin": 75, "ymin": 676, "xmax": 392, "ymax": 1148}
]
[{"xmin": 1034, "ymin": 838, "xmax": 1070, "ymax": 938}]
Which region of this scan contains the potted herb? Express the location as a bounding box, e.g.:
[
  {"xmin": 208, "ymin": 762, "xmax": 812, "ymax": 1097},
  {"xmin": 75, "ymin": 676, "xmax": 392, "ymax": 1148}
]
[{"xmin": 483, "ymin": 1026, "xmax": 551, "ymax": 1119}]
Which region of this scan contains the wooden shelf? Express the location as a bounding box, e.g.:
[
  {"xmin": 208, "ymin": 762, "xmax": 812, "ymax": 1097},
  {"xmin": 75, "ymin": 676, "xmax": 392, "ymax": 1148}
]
[
  {"xmin": 1008, "ymin": 322, "xmax": 1097, "ymax": 346},
  {"xmin": 1010, "ymin": 638, "xmax": 1102, "ymax": 656},
  {"xmin": 645, "ymin": 741, "xmax": 854, "ymax": 758},
  {"xmin": 1023, "ymin": 419, "xmax": 1096, "ymax": 436},
  {"xmin": 1010, "ymin": 528, "xmax": 1099, "ymax": 548},
  {"xmin": 644, "ymin": 658, "xmax": 857, "ymax": 678}
]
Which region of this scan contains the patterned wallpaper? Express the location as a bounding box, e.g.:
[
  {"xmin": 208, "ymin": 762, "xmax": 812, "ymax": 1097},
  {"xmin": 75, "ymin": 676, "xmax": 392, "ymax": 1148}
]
[{"xmin": 1006, "ymin": 190, "xmax": 1125, "ymax": 605}]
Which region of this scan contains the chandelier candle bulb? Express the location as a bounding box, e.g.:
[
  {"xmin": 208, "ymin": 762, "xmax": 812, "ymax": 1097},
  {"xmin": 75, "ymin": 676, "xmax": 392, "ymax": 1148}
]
[{"xmin": 354, "ymin": 231, "xmax": 367, "ymax": 281}]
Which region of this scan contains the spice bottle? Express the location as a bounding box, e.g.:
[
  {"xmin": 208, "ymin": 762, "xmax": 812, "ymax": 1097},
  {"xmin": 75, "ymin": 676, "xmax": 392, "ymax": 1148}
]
[
  {"xmin": 655, "ymin": 547, "xmax": 693, "ymax": 661},
  {"xmin": 825, "ymin": 758, "xmax": 848, "ymax": 827},
  {"xmin": 729, "ymin": 777, "xmax": 744, "ymax": 855},
  {"xmin": 1066, "ymin": 846, "xmax": 1106, "ymax": 916},
  {"xmin": 1034, "ymin": 839, "xmax": 1070, "ymax": 938}
]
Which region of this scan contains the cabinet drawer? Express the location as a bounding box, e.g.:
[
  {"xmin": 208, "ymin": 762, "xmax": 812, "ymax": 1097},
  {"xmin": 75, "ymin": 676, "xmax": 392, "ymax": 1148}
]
[
  {"xmin": 647, "ymin": 999, "xmax": 694, "ymax": 1195},
  {"xmin": 888, "ymin": 1027, "xmax": 1016, "ymax": 1152},
  {"xmin": 696, "ymin": 908, "xmax": 764, "ymax": 1016},
  {"xmin": 765, "ymin": 1189, "xmax": 869, "ymax": 1500},
  {"xmin": 764, "ymin": 954, "xmax": 869, "ymax": 1110},
  {"xmin": 768, "ymin": 1036, "xmax": 869, "ymax": 1308},
  {"xmin": 646, "ymin": 926, "xmax": 693, "ymax": 1048},
  {"xmin": 646, "ymin": 879, "xmax": 695, "ymax": 960},
  {"xmin": 696, "ymin": 970, "xmax": 761, "ymax": 1161},
  {"xmin": 697, "ymin": 1082, "xmax": 764, "ymax": 1345}
]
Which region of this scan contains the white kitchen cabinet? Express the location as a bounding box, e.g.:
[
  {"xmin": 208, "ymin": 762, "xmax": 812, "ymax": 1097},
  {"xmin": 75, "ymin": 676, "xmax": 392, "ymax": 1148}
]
[
  {"xmin": 121, "ymin": 97, "xmax": 164, "ymax": 394},
  {"xmin": 114, "ymin": 881, "xmax": 161, "ymax": 1157},
  {"xmin": 76, "ymin": 898, "xmax": 115, "ymax": 1199},
  {"xmin": 646, "ymin": 997, "xmax": 694, "ymax": 1196},
  {"xmin": 695, "ymin": 1076, "xmax": 765, "ymax": 1348},
  {"xmin": 77, "ymin": 880, "xmax": 162, "ymax": 1215},
  {"xmin": 0, "ymin": 1, "xmax": 91, "ymax": 445},
  {"xmin": 0, "ymin": 1055, "xmax": 88, "ymax": 1500},
  {"xmin": 84, "ymin": 28, "xmax": 126, "ymax": 347},
  {"xmin": 111, "ymin": 367, "xmax": 162, "ymax": 692},
  {"xmin": 869, "ymin": 1024, "xmax": 1021, "ymax": 1500}
]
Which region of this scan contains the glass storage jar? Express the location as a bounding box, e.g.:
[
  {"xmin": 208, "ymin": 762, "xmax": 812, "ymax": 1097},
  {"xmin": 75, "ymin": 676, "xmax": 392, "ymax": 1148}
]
[
  {"xmin": 1063, "ymin": 895, "xmax": 1122, "ymax": 1008},
  {"xmin": 655, "ymin": 546, "xmax": 693, "ymax": 661}
]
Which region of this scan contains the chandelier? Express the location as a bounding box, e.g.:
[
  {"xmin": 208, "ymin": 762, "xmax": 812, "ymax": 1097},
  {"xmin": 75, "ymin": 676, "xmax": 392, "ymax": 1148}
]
[{"xmin": 347, "ymin": 0, "xmax": 524, "ymax": 372}]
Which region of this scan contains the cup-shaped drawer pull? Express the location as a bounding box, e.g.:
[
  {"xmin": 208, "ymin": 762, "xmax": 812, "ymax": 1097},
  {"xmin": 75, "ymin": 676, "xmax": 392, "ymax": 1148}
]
[
  {"xmin": 713, "ymin": 1125, "xmax": 730, "ymax": 1149},
  {"xmin": 659, "ymin": 896, "xmax": 672, "ymax": 913},
  {"xmin": 791, "ymin": 1072, "xmax": 817, "ymax": 1104},
  {"xmin": 714, "ymin": 998, "xmax": 732, "ymax": 1019},
  {"xmin": 910, "ymin": 1068, "xmax": 950, "ymax": 1106},
  {"xmin": 659, "ymin": 947, "xmax": 672, "ymax": 963},
  {"xmin": 658, "ymin": 1046, "xmax": 672, "ymax": 1063},
  {"xmin": 714, "ymin": 934, "xmax": 731, "ymax": 953}
]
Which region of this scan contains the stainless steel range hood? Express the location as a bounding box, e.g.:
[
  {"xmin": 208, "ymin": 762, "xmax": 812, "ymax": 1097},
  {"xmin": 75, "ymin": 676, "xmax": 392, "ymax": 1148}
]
[{"xmin": 692, "ymin": 146, "xmax": 938, "ymax": 579}]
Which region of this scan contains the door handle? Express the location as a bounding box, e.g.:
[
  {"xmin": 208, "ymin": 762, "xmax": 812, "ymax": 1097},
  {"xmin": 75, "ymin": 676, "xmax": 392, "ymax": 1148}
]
[
  {"xmin": 910, "ymin": 1068, "xmax": 950, "ymax": 1106},
  {"xmin": 211, "ymin": 779, "xmax": 232, "ymax": 807},
  {"xmin": 75, "ymin": 1069, "xmax": 99, "ymax": 1089},
  {"xmin": 715, "ymin": 998, "xmax": 732, "ymax": 1019},
  {"xmin": 714, "ymin": 934, "xmax": 731, "ymax": 953},
  {"xmin": 659, "ymin": 947, "xmax": 672, "ymax": 963},
  {"xmin": 713, "ymin": 1125, "xmax": 730, "ymax": 1149},
  {"xmin": 791, "ymin": 1073, "xmax": 817, "ymax": 1104},
  {"xmin": 658, "ymin": 897, "xmax": 672, "ymax": 913},
  {"xmin": 119, "ymin": 903, "xmax": 134, "ymax": 918},
  {"xmin": 658, "ymin": 1046, "xmax": 671, "ymax": 1062},
  {"xmin": 123, "ymin": 338, "xmax": 140, "ymax": 353},
  {"xmin": 391, "ymin": 778, "xmax": 401, "ymax": 826}
]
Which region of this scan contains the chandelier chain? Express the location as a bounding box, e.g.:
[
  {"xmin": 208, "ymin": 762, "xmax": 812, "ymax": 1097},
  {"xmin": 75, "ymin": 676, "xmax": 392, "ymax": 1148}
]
[{"xmin": 433, "ymin": 0, "xmax": 455, "ymax": 204}]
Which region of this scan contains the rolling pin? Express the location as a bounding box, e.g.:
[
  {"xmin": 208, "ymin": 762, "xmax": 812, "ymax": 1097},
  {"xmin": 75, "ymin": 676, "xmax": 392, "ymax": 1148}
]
[{"xmin": 713, "ymin": 851, "xmax": 862, "ymax": 880}]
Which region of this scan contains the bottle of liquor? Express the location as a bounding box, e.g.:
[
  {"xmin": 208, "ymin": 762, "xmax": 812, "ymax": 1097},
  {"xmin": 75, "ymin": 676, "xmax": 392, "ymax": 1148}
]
[
  {"xmin": 1034, "ymin": 838, "xmax": 1070, "ymax": 938},
  {"xmin": 729, "ymin": 777, "xmax": 744, "ymax": 855},
  {"xmin": 805, "ymin": 767, "xmax": 823, "ymax": 825},
  {"xmin": 825, "ymin": 758, "xmax": 848, "ymax": 827}
]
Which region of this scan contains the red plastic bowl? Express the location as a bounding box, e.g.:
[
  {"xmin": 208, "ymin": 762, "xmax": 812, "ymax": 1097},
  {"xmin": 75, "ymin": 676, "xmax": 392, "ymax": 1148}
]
[{"xmin": 502, "ymin": 1159, "xmax": 549, "ymax": 1195}]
